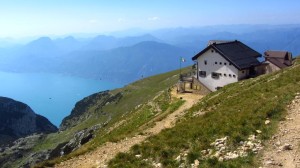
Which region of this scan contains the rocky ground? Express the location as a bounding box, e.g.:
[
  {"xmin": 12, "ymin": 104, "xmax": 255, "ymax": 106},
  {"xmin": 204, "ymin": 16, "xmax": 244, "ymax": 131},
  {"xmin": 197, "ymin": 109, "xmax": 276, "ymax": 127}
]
[
  {"xmin": 55, "ymin": 88, "xmax": 203, "ymax": 168},
  {"xmin": 0, "ymin": 134, "xmax": 47, "ymax": 168},
  {"xmin": 261, "ymin": 93, "xmax": 300, "ymax": 168}
]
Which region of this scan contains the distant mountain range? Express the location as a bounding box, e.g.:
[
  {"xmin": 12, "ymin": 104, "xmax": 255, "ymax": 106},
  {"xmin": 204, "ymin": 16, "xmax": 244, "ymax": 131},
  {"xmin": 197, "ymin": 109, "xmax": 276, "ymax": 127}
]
[
  {"xmin": 83, "ymin": 34, "xmax": 162, "ymax": 51},
  {"xmin": 150, "ymin": 26, "xmax": 300, "ymax": 55},
  {"xmin": 0, "ymin": 34, "xmax": 193, "ymax": 84},
  {"xmin": 58, "ymin": 41, "xmax": 193, "ymax": 83},
  {"xmin": 0, "ymin": 25, "xmax": 299, "ymax": 84}
]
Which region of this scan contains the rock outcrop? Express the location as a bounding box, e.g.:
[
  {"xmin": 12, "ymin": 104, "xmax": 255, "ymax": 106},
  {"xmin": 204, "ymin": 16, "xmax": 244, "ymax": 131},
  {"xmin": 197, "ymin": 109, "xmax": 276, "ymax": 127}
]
[
  {"xmin": 50, "ymin": 121, "xmax": 110, "ymax": 159},
  {"xmin": 202, "ymin": 135, "xmax": 263, "ymax": 162},
  {"xmin": 0, "ymin": 134, "xmax": 47, "ymax": 168},
  {"xmin": 174, "ymin": 135, "xmax": 264, "ymax": 167},
  {"xmin": 60, "ymin": 90, "xmax": 122, "ymax": 131},
  {"xmin": 0, "ymin": 97, "xmax": 58, "ymax": 146},
  {"xmin": 0, "ymin": 123, "xmax": 108, "ymax": 168}
]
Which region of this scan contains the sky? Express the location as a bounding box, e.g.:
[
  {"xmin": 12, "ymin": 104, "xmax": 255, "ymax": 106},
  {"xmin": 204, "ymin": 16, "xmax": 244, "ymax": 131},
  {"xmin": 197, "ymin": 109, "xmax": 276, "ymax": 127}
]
[{"xmin": 0, "ymin": 0, "xmax": 300, "ymax": 38}]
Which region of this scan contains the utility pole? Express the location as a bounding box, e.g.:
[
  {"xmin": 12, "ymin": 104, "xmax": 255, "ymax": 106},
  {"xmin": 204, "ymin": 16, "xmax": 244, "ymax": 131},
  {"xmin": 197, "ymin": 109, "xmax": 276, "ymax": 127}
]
[
  {"xmin": 179, "ymin": 57, "xmax": 182, "ymax": 79},
  {"xmin": 179, "ymin": 57, "xmax": 185, "ymax": 80}
]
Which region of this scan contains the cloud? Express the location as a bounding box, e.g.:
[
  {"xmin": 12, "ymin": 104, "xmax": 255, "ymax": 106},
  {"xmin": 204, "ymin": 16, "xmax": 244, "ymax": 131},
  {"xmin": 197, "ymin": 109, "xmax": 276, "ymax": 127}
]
[
  {"xmin": 117, "ymin": 18, "xmax": 126, "ymax": 22},
  {"xmin": 148, "ymin": 16, "xmax": 160, "ymax": 21},
  {"xmin": 89, "ymin": 19, "xmax": 98, "ymax": 24}
]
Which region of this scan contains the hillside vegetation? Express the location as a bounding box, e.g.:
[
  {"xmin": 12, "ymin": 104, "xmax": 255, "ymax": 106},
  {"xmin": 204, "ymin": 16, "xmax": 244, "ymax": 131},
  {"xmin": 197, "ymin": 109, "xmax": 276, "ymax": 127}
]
[
  {"xmin": 108, "ymin": 58, "xmax": 300, "ymax": 167},
  {"xmin": 15, "ymin": 58, "xmax": 300, "ymax": 168},
  {"xmin": 33, "ymin": 67, "xmax": 191, "ymax": 167}
]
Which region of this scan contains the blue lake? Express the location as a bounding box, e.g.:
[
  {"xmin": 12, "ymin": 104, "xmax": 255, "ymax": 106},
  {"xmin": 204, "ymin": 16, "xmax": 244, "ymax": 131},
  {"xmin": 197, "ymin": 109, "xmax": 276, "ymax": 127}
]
[{"xmin": 0, "ymin": 71, "xmax": 122, "ymax": 127}]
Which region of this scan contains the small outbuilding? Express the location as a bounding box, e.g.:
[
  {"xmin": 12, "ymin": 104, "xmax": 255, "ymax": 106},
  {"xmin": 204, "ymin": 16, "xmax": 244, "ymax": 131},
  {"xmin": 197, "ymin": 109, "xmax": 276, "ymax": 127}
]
[{"xmin": 264, "ymin": 50, "xmax": 293, "ymax": 73}]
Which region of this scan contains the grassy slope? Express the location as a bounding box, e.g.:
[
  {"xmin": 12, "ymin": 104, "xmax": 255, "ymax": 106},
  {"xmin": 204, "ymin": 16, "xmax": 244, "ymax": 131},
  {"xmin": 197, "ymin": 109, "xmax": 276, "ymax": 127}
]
[
  {"xmin": 35, "ymin": 66, "xmax": 191, "ymax": 167},
  {"xmin": 109, "ymin": 58, "xmax": 300, "ymax": 168}
]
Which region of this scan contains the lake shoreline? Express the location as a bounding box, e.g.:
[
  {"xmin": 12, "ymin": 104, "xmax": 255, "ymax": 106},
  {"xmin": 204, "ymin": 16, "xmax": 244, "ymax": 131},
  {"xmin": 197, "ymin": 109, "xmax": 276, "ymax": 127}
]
[{"xmin": 0, "ymin": 71, "xmax": 122, "ymax": 126}]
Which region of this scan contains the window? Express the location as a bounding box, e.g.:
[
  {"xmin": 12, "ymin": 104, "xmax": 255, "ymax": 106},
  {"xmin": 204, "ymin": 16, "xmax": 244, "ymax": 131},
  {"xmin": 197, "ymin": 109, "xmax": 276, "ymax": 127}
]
[
  {"xmin": 215, "ymin": 62, "xmax": 217, "ymax": 64},
  {"xmin": 233, "ymin": 75, "xmax": 236, "ymax": 78},
  {"xmin": 199, "ymin": 71, "xmax": 206, "ymax": 77},
  {"xmin": 224, "ymin": 63, "xmax": 227, "ymax": 65},
  {"xmin": 216, "ymin": 87, "xmax": 223, "ymax": 90},
  {"xmin": 211, "ymin": 50, "xmax": 214, "ymax": 53},
  {"xmin": 242, "ymin": 71, "xmax": 245, "ymax": 74},
  {"xmin": 229, "ymin": 63, "xmax": 232, "ymax": 65},
  {"xmin": 219, "ymin": 62, "xmax": 222, "ymax": 65},
  {"xmin": 224, "ymin": 73, "xmax": 227, "ymax": 77},
  {"xmin": 212, "ymin": 72, "xmax": 220, "ymax": 79},
  {"xmin": 204, "ymin": 60, "xmax": 207, "ymax": 65},
  {"xmin": 229, "ymin": 74, "xmax": 232, "ymax": 77}
]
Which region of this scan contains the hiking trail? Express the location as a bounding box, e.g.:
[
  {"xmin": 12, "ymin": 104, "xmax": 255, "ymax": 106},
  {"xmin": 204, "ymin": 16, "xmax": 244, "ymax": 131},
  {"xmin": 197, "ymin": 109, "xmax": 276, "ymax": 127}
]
[
  {"xmin": 261, "ymin": 93, "xmax": 300, "ymax": 168},
  {"xmin": 55, "ymin": 88, "xmax": 203, "ymax": 168}
]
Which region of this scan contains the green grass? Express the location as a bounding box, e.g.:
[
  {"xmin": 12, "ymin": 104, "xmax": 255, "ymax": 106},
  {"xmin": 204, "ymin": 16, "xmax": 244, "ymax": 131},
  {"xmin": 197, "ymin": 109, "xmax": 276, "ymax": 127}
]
[
  {"xmin": 108, "ymin": 59, "xmax": 300, "ymax": 168},
  {"xmin": 35, "ymin": 67, "xmax": 192, "ymax": 167}
]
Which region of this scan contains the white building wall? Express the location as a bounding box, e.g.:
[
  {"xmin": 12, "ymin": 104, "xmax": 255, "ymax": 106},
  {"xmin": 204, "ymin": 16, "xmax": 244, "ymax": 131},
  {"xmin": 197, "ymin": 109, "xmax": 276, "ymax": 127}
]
[{"xmin": 196, "ymin": 49, "xmax": 239, "ymax": 91}]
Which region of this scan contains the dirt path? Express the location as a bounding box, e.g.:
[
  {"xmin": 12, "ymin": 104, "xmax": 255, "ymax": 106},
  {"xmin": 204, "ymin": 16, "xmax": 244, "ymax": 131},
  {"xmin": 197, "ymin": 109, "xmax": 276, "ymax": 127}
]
[
  {"xmin": 261, "ymin": 93, "xmax": 300, "ymax": 168},
  {"xmin": 55, "ymin": 88, "xmax": 203, "ymax": 168}
]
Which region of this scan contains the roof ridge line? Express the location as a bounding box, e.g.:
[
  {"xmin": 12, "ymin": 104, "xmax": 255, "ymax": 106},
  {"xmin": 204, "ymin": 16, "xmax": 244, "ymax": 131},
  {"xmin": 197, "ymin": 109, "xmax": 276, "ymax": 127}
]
[{"xmin": 213, "ymin": 40, "xmax": 239, "ymax": 45}]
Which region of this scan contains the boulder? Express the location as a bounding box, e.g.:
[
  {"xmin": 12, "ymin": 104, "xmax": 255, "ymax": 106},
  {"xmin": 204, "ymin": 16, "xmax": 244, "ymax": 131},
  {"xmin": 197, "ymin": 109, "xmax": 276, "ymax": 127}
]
[
  {"xmin": 265, "ymin": 120, "xmax": 271, "ymax": 125},
  {"xmin": 256, "ymin": 130, "xmax": 262, "ymax": 134},
  {"xmin": 175, "ymin": 155, "xmax": 181, "ymax": 161},
  {"xmin": 194, "ymin": 159, "xmax": 199, "ymax": 167},
  {"xmin": 135, "ymin": 154, "xmax": 142, "ymax": 158},
  {"xmin": 61, "ymin": 125, "xmax": 101, "ymax": 155},
  {"xmin": 280, "ymin": 143, "xmax": 292, "ymax": 151}
]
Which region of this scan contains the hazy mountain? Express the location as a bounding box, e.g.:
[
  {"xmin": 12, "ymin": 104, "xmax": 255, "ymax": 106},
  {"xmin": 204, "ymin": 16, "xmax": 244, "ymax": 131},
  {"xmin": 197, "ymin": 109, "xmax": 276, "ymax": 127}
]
[
  {"xmin": 151, "ymin": 24, "xmax": 300, "ymax": 41},
  {"xmin": 0, "ymin": 35, "xmax": 191, "ymax": 84},
  {"xmin": 0, "ymin": 38, "xmax": 19, "ymax": 48},
  {"xmin": 84, "ymin": 35, "xmax": 117, "ymax": 50},
  {"xmin": 240, "ymin": 28, "xmax": 300, "ymax": 55},
  {"xmin": 152, "ymin": 26, "xmax": 300, "ymax": 56},
  {"xmin": 118, "ymin": 34, "xmax": 162, "ymax": 46},
  {"xmin": 54, "ymin": 36, "xmax": 85, "ymax": 53},
  {"xmin": 0, "ymin": 37, "xmax": 61, "ymax": 72},
  {"xmin": 60, "ymin": 41, "xmax": 193, "ymax": 83},
  {"xmin": 21, "ymin": 37, "xmax": 61, "ymax": 57},
  {"xmin": 0, "ymin": 25, "xmax": 300, "ymax": 85},
  {"xmin": 83, "ymin": 34, "xmax": 162, "ymax": 50}
]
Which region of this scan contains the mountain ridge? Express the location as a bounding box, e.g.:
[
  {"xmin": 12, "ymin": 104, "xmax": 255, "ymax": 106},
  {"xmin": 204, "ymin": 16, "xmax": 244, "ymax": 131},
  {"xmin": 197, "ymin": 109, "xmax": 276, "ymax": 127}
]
[
  {"xmin": 1, "ymin": 26, "xmax": 300, "ymax": 85},
  {"xmin": 58, "ymin": 41, "xmax": 193, "ymax": 83},
  {"xmin": 0, "ymin": 96, "xmax": 58, "ymax": 146}
]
